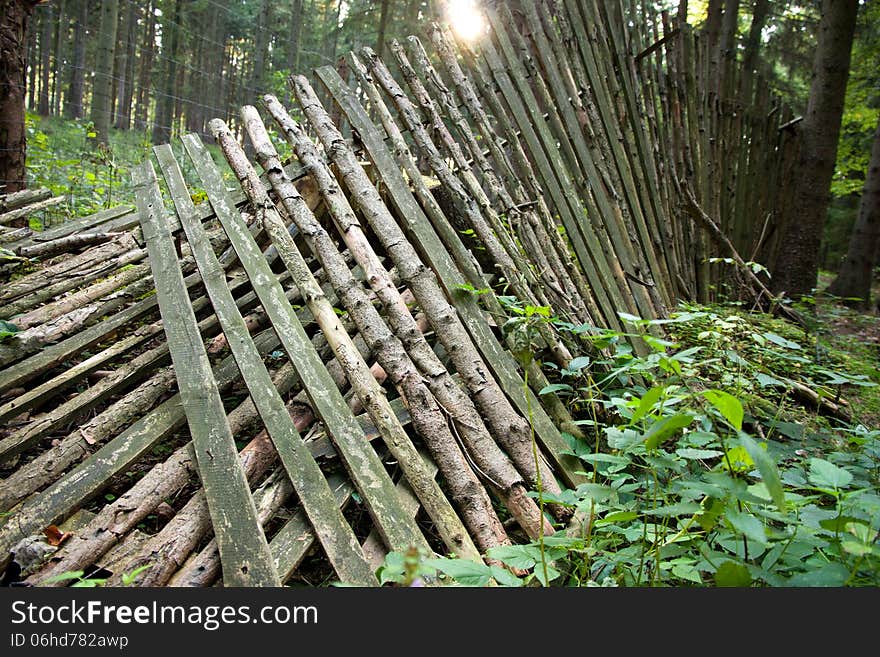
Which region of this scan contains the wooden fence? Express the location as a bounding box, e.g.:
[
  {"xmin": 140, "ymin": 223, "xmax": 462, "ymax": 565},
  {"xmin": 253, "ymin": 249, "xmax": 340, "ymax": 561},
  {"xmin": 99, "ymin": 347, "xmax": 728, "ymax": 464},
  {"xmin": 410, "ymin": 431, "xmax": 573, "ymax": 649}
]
[{"xmin": 0, "ymin": 0, "xmax": 799, "ymax": 586}]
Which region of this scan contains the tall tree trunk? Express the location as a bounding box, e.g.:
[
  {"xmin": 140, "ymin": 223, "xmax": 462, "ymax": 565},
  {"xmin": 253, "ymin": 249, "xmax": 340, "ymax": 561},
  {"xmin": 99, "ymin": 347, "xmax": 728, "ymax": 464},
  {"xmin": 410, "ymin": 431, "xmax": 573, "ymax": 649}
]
[
  {"xmin": 719, "ymin": 0, "xmax": 740, "ymax": 60},
  {"xmin": 742, "ymin": 0, "xmax": 770, "ymax": 74},
  {"xmin": 677, "ymin": 0, "xmax": 689, "ymax": 25},
  {"xmin": 287, "ymin": 0, "xmax": 303, "ymax": 72},
  {"xmin": 185, "ymin": 23, "xmax": 203, "ymax": 134},
  {"xmin": 703, "ymin": 0, "xmax": 723, "ymax": 50},
  {"xmin": 376, "ymin": 0, "xmax": 392, "ymax": 60},
  {"xmin": 0, "ymin": 0, "xmax": 41, "ymax": 195},
  {"xmin": 134, "ymin": 0, "xmax": 155, "ymax": 131},
  {"xmin": 65, "ymin": 0, "xmax": 87, "ymax": 119},
  {"xmin": 210, "ymin": 10, "xmax": 227, "ymax": 136},
  {"xmin": 828, "ymin": 118, "xmax": 880, "ymax": 309},
  {"xmin": 251, "ymin": 0, "xmax": 271, "ymax": 94},
  {"xmin": 90, "ymin": 0, "xmax": 120, "ymax": 146},
  {"xmin": 37, "ymin": 1, "xmax": 51, "ymax": 116},
  {"xmin": 173, "ymin": 64, "xmax": 185, "ymax": 132},
  {"xmin": 26, "ymin": 25, "xmax": 36, "ymax": 112},
  {"xmin": 117, "ymin": 1, "xmax": 138, "ymax": 130},
  {"xmin": 324, "ymin": 0, "xmax": 342, "ymax": 64},
  {"xmin": 772, "ymin": 0, "xmax": 859, "ymax": 299},
  {"xmin": 109, "ymin": 2, "xmax": 124, "ymax": 126},
  {"xmin": 152, "ymin": 0, "xmax": 182, "ymax": 145},
  {"xmin": 113, "ymin": 1, "xmax": 135, "ymax": 130},
  {"xmin": 51, "ymin": 0, "xmax": 65, "ymax": 116}
]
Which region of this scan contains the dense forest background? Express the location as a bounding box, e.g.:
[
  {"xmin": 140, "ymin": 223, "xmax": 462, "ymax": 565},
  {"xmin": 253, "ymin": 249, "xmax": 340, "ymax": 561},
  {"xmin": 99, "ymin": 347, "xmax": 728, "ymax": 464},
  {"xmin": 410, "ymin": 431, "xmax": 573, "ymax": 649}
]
[{"xmin": 8, "ymin": 0, "xmax": 880, "ymax": 272}]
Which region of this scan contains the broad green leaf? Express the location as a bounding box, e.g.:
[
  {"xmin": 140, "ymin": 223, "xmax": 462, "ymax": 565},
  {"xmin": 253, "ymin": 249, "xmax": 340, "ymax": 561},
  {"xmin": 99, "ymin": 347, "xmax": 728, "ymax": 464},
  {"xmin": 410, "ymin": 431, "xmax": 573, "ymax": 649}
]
[
  {"xmin": 631, "ymin": 386, "xmax": 665, "ymax": 425},
  {"xmin": 841, "ymin": 541, "xmax": 873, "ymax": 556},
  {"xmin": 485, "ymin": 545, "xmax": 538, "ymax": 570},
  {"xmin": 538, "ymin": 383, "xmax": 573, "ymax": 396},
  {"xmin": 762, "ymin": 332, "xmax": 802, "ymax": 350},
  {"xmin": 676, "ymin": 448, "xmax": 724, "ymax": 460},
  {"xmin": 786, "ymin": 563, "xmax": 849, "ymax": 587},
  {"xmin": 424, "ymin": 558, "xmax": 492, "ymax": 586},
  {"xmin": 605, "ymin": 427, "xmax": 641, "ymax": 450},
  {"xmin": 809, "ymin": 458, "xmax": 853, "ymax": 491},
  {"xmin": 739, "ymin": 433, "xmax": 786, "ymax": 513},
  {"xmin": 642, "ymin": 502, "xmax": 701, "ymax": 517},
  {"xmin": 818, "ymin": 515, "xmax": 863, "ymax": 533},
  {"xmin": 726, "ymin": 509, "xmax": 768, "ymax": 546},
  {"xmin": 697, "ymin": 498, "xmax": 727, "ymax": 532},
  {"xmin": 768, "ymin": 420, "xmax": 804, "ymax": 440},
  {"xmin": 617, "ymin": 312, "xmax": 643, "ymax": 324},
  {"xmin": 703, "ymin": 389, "xmax": 744, "ymax": 431},
  {"xmin": 488, "ymin": 565, "xmax": 524, "ymax": 587},
  {"xmin": 643, "ymin": 413, "xmax": 694, "ymax": 450},
  {"xmin": 756, "ymin": 373, "xmax": 785, "ymax": 388},
  {"xmin": 532, "ymin": 563, "xmax": 561, "ymax": 587},
  {"xmin": 595, "ymin": 510, "xmax": 639, "ymax": 526},
  {"xmin": 567, "ymin": 356, "xmax": 591, "ymax": 372},
  {"xmin": 714, "ymin": 561, "xmax": 752, "ymax": 587},
  {"xmin": 672, "ymin": 563, "xmax": 704, "ymax": 584},
  {"xmin": 846, "ymin": 522, "xmax": 877, "ymax": 543}
]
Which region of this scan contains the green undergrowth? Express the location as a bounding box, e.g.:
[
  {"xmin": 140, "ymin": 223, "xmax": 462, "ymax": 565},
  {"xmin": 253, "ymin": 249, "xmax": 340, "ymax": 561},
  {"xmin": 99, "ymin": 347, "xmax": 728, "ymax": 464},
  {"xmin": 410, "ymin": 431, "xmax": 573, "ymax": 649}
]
[
  {"xmin": 23, "ymin": 112, "xmax": 248, "ymax": 225},
  {"xmin": 380, "ymin": 300, "xmax": 880, "ymax": 587}
]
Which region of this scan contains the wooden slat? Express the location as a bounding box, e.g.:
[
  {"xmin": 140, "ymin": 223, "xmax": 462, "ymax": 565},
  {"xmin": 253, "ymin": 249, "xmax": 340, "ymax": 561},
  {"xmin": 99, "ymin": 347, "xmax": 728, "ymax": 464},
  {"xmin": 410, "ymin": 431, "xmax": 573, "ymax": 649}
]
[
  {"xmin": 316, "ymin": 65, "xmax": 586, "ymax": 489},
  {"xmin": 135, "ymin": 160, "xmax": 279, "ymax": 587},
  {"xmin": 154, "ymin": 144, "xmax": 378, "ymax": 586},
  {"xmin": 182, "ymin": 133, "xmax": 430, "ymax": 554}
]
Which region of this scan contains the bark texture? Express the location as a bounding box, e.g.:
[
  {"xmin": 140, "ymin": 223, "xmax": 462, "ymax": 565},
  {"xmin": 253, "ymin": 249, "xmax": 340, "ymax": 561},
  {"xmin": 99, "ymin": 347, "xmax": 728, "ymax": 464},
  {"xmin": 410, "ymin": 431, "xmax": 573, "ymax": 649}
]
[
  {"xmin": 828, "ymin": 118, "xmax": 880, "ymax": 308},
  {"xmin": 772, "ymin": 0, "xmax": 859, "ymax": 298}
]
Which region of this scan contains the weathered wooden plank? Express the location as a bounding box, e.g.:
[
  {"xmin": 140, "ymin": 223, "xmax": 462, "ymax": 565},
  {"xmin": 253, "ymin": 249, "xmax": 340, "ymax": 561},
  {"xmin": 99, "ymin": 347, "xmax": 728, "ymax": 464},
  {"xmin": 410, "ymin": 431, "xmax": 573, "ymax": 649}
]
[
  {"xmin": 155, "ymin": 144, "xmax": 378, "ymax": 586},
  {"xmin": 135, "ymin": 160, "xmax": 279, "ymax": 587},
  {"xmin": 315, "ymin": 66, "xmax": 586, "ymax": 489},
  {"xmin": 182, "ymin": 132, "xmax": 429, "ymax": 555},
  {"xmin": 0, "ymin": 195, "xmax": 64, "ymax": 226},
  {"xmin": 4, "ymin": 205, "xmax": 133, "ymax": 251},
  {"xmin": 270, "ymin": 474, "xmax": 354, "ymax": 584},
  {"xmin": 461, "ymin": 39, "xmax": 626, "ymax": 334}
]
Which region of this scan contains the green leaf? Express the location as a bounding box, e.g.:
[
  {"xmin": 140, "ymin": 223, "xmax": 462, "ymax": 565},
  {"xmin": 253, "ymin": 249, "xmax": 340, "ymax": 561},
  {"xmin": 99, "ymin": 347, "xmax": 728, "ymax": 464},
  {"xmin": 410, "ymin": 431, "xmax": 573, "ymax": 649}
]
[
  {"xmin": 786, "ymin": 563, "xmax": 849, "ymax": 587},
  {"xmin": 808, "ymin": 458, "xmax": 853, "ymax": 491},
  {"xmin": 739, "ymin": 433, "xmax": 786, "ymax": 513},
  {"xmin": 488, "ymin": 565, "xmax": 524, "ymax": 587},
  {"xmin": 818, "ymin": 515, "xmax": 862, "ymax": 533},
  {"xmin": 642, "ymin": 502, "xmax": 701, "ymax": 517},
  {"xmin": 631, "ymin": 386, "xmax": 665, "ymax": 425},
  {"xmin": 672, "ymin": 563, "xmax": 704, "ymax": 584},
  {"xmin": 567, "ymin": 356, "xmax": 591, "ymax": 372},
  {"xmin": 726, "ymin": 509, "xmax": 768, "ymax": 546},
  {"xmin": 676, "ymin": 448, "xmax": 724, "ymax": 460},
  {"xmin": 714, "ymin": 561, "xmax": 752, "ymax": 587},
  {"xmin": 605, "ymin": 427, "xmax": 641, "ymax": 450},
  {"xmin": 756, "ymin": 373, "xmax": 785, "ymax": 388},
  {"xmin": 841, "ymin": 541, "xmax": 873, "ymax": 556},
  {"xmin": 595, "ymin": 510, "xmax": 639, "ymax": 527},
  {"xmin": 617, "ymin": 312, "xmax": 643, "ymax": 324},
  {"xmin": 703, "ymin": 389, "xmax": 744, "ymax": 431},
  {"xmin": 424, "ymin": 558, "xmax": 493, "ymax": 586},
  {"xmin": 532, "ymin": 563, "xmax": 561, "ymax": 587},
  {"xmin": 643, "ymin": 413, "xmax": 694, "ymax": 450},
  {"xmin": 121, "ymin": 564, "xmax": 152, "ymax": 586},
  {"xmin": 43, "ymin": 570, "xmax": 86, "ymax": 584},
  {"xmin": 762, "ymin": 332, "xmax": 802, "ymax": 350},
  {"xmin": 538, "ymin": 383, "xmax": 573, "ymax": 396}
]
